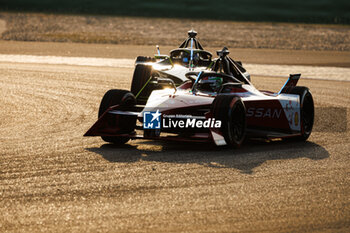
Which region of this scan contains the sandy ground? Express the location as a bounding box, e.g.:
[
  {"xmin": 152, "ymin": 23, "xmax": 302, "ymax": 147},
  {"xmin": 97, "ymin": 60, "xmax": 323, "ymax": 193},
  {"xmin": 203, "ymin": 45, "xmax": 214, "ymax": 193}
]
[
  {"xmin": 0, "ymin": 42, "xmax": 349, "ymax": 232},
  {"xmin": 1, "ymin": 13, "xmax": 350, "ymax": 51},
  {"xmin": 1, "ymin": 41, "xmax": 350, "ymax": 68},
  {"xmin": 0, "ymin": 19, "xmax": 6, "ymax": 35}
]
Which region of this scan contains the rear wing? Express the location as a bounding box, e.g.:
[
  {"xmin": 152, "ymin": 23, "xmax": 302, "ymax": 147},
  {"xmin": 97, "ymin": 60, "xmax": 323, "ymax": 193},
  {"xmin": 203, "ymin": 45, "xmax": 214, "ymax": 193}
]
[{"xmin": 278, "ymin": 74, "xmax": 301, "ymax": 94}]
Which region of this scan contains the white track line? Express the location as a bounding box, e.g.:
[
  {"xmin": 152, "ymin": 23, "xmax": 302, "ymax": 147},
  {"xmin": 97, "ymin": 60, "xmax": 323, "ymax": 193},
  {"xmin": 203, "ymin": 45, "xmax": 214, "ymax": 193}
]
[
  {"xmin": 0, "ymin": 54, "xmax": 349, "ymax": 81},
  {"xmin": 0, "ymin": 54, "xmax": 134, "ymax": 68},
  {"xmin": 244, "ymin": 64, "xmax": 350, "ymax": 82}
]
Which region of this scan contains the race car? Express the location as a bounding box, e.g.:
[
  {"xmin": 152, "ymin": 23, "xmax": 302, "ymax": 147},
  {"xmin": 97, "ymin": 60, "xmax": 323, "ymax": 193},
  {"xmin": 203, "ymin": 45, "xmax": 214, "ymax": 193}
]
[
  {"xmin": 85, "ymin": 47, "xmax": 314, "ymax": 148},
  {"xmin": 130, "ymin": 30, "xmax": 250, "ymax": 104}
]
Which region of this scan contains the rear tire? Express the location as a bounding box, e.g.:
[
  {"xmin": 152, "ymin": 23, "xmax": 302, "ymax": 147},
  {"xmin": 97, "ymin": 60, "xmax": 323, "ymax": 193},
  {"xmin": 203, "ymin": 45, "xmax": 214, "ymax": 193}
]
[
  {"xmin": 135, "ymin": 56, "xmax": 156, "ymax": 63},
  {"xmin": 98, "ymin": 89, "xmax": 136, "ymax": 144},
  {"xmin": 211, "ymin": 95, "xmax": 246, "ymax": 148},
  {"xmin": 289, "ymin": 86, "xmax": 314, "ymax": 141},
  {"xmin": 130, "ymin": 64, "xmax": 153, "ymax": 104}
]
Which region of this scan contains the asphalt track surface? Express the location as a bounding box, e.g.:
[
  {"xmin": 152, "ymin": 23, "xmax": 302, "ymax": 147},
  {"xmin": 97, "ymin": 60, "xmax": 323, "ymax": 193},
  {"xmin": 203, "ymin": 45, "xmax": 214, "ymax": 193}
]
[{"xmin": 0, "ymin": 42, "xmax": 349, "ymax": 232}]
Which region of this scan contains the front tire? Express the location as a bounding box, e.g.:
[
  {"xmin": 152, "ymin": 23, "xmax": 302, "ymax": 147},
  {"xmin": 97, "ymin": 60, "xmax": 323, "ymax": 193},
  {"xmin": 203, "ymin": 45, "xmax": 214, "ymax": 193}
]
[
  {"xmin": 211, "ymin": 95, "xmax": 246, "ymax": 148},
  {"xmin": 98, "ymin": 89, "xmax": 136, "ymax": 144}
]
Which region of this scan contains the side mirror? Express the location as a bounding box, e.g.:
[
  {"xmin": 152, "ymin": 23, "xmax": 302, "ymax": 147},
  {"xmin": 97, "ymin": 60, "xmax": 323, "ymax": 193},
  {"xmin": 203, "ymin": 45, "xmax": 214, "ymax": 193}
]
[
  {"xmin": 156, "ymin": 45, "xmax": 161, "ymax": 55},
  {"xmin": 156, "ymin": 78, "xmax": 177, "ymax": 94}
]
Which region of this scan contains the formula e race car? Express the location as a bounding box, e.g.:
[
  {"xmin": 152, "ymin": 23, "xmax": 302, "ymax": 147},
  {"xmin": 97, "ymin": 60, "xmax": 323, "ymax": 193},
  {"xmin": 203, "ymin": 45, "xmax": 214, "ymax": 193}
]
[
  {"xmin": 85, "ymin": 47, "xmax": 314, "ymax": 148},
  {"xmin": 130, "ymin": 30, "xmax": 250, "ymax": 104}
]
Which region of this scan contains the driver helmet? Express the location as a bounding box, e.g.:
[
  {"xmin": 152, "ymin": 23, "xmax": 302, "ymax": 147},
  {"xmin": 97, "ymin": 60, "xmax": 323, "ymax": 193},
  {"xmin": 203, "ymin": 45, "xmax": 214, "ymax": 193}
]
[{"xmin": 197, "ymin": 76, "xmax": 223, "ymax": 93}]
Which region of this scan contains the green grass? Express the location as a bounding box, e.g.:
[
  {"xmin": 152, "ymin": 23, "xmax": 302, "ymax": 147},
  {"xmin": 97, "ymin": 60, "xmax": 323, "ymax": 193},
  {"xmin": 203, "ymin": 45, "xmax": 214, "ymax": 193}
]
[{"xmin": 1, "ymin": 0, "xmax": 350, "ymax": 24}]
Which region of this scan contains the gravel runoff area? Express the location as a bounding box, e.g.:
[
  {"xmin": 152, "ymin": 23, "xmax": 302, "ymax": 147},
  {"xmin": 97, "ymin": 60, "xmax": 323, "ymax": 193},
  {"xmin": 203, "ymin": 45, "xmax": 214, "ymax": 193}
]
[
  {"xmin": 0, "ymin": 12, "xmax": 350, "ymax": 51},
  {"xmin": 0, "ymin": 58, "xmax": 349, "ymax": 232},
  {"xmin": 0, "ymin": 12, "xmax": 349, "ymax": 232}
]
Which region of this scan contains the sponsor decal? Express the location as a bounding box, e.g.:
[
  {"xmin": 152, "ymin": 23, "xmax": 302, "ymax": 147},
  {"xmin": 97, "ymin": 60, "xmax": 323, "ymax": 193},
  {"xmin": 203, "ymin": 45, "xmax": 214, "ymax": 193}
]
[
  {"xmin": 294, "ymin": 112, "xmax": 299, "ymax": 126},
  {"xmin": 279, "ymin": 97, "xmax": 300, "ymax": 131},
  {"xmin": 162, "ymin": 117, "xmax": 221, "ymax": 129},
  {"xmin": 246, "ymin": 107, "xmax": 282, "ymax": 118},
  {"xmin": 143, "ymin": 110, "xmax": 221, "ymax": 129}
]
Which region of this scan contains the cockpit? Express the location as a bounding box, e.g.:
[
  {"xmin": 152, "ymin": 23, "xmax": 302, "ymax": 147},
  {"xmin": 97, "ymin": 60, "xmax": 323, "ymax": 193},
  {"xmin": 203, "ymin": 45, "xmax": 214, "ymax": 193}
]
[
  {"xmin": 191, "ymin": 72, "xmax": 242, "ymax": 95},
  {"xmin": 196, "ymin": 76, "xmax": 223, "ymax": 93},
  {"xmin": 170, "ymin": 49, "xmax": 212, "ymax": 67}
]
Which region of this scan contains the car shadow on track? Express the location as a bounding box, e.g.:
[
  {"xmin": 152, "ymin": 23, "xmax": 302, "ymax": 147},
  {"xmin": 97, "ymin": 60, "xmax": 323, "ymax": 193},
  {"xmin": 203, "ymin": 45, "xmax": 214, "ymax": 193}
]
[{"xmin": 86, "ymin": 139, "xmax": 329, "ymax": 174}]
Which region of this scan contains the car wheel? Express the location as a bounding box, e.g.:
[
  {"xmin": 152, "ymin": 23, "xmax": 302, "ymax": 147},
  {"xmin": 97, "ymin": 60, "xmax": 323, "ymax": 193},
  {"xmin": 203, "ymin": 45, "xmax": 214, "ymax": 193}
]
[
  {"xmin": 130, "ymin": 64, "xmax": 153, "ymax": 104},
  {"xmin": 212, "ymin": 95, "xmax": 246, "ymax": 148},
  {"xmin": 98, "ymin": 89, "xmax": 136, "ymax": 144},
  {"xmin": 135, "ymin": 56, "xmax": 156, "ymax": 63},
  {"xmin": 289, "ymin": 86, "xmax": 314, "ymax": 141}
]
